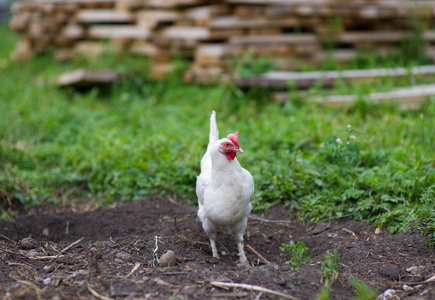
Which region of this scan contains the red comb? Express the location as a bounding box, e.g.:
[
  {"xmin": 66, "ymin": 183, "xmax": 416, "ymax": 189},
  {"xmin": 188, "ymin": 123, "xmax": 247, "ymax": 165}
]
[{"xmin": 227, "ymin": 130, "xmax": 240, "ymax": 148}]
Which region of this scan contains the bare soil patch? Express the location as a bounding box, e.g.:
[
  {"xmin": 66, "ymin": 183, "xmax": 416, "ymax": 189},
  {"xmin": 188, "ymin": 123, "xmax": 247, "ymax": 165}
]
[{"xmin": 0, "ymin": 197, "xmax": 434, "ymax": 299}]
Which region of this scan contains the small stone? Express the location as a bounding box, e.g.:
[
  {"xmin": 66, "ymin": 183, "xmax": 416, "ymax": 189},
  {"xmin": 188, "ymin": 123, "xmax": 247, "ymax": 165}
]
[
  {"xmin": 159, "ymin": 250, "xmax": 177, "ymax": 267},
  {"xmin": 42, "ymin": 228, "xmax": 49, "ymax": 236},
  {"xmin": 116, "ymin": 252, "xmax": 131, "ymax": 260},
  {"xmin": 379, "ymin": 264, "xmax": 400, "ymax": 281},
  {"xmin": 114, "ymin": 259, "xmax": 124, "ymax": 264},
  {"xmin": 43, "ymin": 265, "xmax": 55, "ymax": 273},
  {"xmin": 375, "ymin": 228, "xmax": 382, "ymax": 234},
  {"xmin": 27, "ymin": 249, "xmax": 39, "ymax": 257},
  {"xmin": 18, "ymin": 237, "xmax": 36, "ymax": 249}
]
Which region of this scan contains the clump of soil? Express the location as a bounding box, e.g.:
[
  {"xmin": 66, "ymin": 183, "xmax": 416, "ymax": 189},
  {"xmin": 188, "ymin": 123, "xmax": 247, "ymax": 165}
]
[{"xmin": 0, "ymin": 197, "xmax": 434, "ymax": 299}]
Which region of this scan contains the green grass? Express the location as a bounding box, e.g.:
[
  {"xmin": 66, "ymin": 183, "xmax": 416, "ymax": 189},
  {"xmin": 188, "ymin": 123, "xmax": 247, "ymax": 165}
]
[{"xmin": 1, "ymin": 24, "xmax": 435, "ymax": 243}]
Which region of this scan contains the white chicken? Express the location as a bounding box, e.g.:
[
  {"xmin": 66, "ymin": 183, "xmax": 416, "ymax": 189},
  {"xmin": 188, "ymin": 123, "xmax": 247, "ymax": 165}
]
[{"xmin": 196, "ymin": 111, "xmax": 254, "ymax": 264}]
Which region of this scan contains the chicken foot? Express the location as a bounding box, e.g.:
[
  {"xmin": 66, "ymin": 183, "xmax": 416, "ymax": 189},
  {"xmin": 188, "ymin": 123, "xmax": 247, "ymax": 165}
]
[
  {"xmin": 210, "ymin": 238, "xmax": 219, "ymax": 259},
  {"xmin": 237, "ymin": 241, "xmax": 248, "ymax": 265}
]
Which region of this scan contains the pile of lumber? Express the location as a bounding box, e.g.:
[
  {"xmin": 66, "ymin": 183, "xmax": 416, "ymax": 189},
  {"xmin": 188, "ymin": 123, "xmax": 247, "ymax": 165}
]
[{"xmin": 9, "ymin": 0, "xmax": 435, "ymax": 82}]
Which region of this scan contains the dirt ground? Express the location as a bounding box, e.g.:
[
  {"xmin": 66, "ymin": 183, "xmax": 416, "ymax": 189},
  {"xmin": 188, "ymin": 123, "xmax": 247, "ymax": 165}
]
[{"xmin": 0, "ymin": 196, "xmax": 434, "ymax": 300}]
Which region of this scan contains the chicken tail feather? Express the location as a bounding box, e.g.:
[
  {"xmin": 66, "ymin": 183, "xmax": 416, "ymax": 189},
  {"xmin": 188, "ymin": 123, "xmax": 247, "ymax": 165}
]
[{"xmin": 209, "ymin": 110, "xmax": 219, "ymax": 144}]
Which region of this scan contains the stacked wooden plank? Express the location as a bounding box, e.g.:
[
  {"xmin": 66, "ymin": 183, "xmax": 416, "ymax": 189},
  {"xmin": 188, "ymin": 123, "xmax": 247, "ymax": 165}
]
[{"xmin": 9, "ymin": 0, "xmax": 435, "ymax": 82}]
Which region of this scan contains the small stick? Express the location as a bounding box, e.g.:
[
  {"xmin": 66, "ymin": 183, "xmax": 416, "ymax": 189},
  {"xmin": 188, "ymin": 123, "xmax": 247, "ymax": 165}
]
[
  {"xmin": 17, "ymin": 280, "xmax": 43, "ymax": 293},
  {"xmin": 0, "ymin": 247, "xmax": 63, "ymax": 259},
  {"xmin": 154, "ymin": 278, "xmax": 182, "ymax": 288},
  {"xmin": 246, "ymin": 244, "xmax": 272, "ymax": 265},
  {"xmin": 389, "ymin": 275, "xmax": 435, "ymax": 285},
  {"xmin": 27, "ymin": 255, "xmax": 65, "ymax": 260},
  {"xmin": 122, "ymin": 262, "xmax": 141, "ymax": 280},
  {"xmin": 342, "ymin": 228, "xmax": 356, "ymax": 236},
  {"xmin": 249, "ymin": 214, "xmax": 292, "ymax": 224},
  {"xmin": 210, "ymin": 281, "xmax": 297, "ymax": 300},
  {"xmin": 0, "ymin": 234, "xmax": 16, "ymax": 244},
  {"xmin": 87, "ymin": 282, "xmax": 114, "ymax": 300},
  {"xmin": 174, "ymin": 216, "xmax": 179, "ymax": 233},
  {"xmin": 65, "ymin": 221, "xmax": 69, "ymax": 235},
  {"xmin": 213, "ymin": 292, "xmax": 249, "ymax": 298},
  {"xmin": 61, "ymin": 237, "xmax": 84, "ymax": 253},
  {"xmin": 254, "ymin": 292, "xmax": 263, "ymax": 300}
]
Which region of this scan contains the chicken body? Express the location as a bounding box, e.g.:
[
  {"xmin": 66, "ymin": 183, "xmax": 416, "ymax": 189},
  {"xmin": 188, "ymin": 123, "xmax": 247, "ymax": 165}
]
[{"xmin": 196, "ymin": 111, "xmax": 254, "ymax": 264}]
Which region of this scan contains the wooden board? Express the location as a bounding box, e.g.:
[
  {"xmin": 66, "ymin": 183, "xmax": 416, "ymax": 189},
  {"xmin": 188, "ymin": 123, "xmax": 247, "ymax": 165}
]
[
  {"xmin": 62, "ymin": 24, "xmax": 85, "ymax": 39},
  {"xmin": 183, "ymin": 4, "xmax": 230, "ymax": 26},
  {"xmin": 9, "ymin": 0, "xmax": 435, "ymax": 80},
  {"xmin": 209, "ymin": 15, "xmax": 316, "ymax": 29},
  {"xmin": 159, "ymin": 26, "xmax": 244, "ymax": 41},
  {"xmin": 57, "ymin": 69, "xmax": 126, "ymax": 87},
  {"xmin": 136, "ymin": 10, "xmax": 180, "ymax": 29},
  {"xmin": 229, "ymin": 33, "xmax": 318, "ymax": 45},
  {"xmin": 75, "ymin": 9, "xmax": 133, "ymax": 23},
  {"xmin": 89, "ymin": 25, "xmax": 150, "ymax": 39},
  {"xmin": 316, "ymin": 84, "xmax": 435, "ymax": 108},
  {"xmin": 234, "ymin": 65, "xmax": 435, "ymax": 88}
]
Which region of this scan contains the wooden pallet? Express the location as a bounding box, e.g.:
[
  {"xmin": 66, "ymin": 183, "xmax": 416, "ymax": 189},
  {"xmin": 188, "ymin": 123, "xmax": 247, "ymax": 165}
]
[
  {"xmin": 9, "ymin": 0, "xmax": 435, "ymax": 81},
  {"xmin": 235, "ymin": 65, "xmax": 435, "ymax": 89}
]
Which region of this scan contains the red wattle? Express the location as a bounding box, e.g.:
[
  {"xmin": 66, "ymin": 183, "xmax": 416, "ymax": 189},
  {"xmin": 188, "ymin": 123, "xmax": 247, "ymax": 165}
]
[{"xmin": 226, "ymin": 152, "xmax": 236, "ymax": 160}]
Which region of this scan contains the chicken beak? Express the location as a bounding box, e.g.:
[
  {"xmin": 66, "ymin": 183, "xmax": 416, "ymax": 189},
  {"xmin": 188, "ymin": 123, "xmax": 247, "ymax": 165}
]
[{"xmin": 236, "ymin": 147, "xmax": 244, "ymax": 154}]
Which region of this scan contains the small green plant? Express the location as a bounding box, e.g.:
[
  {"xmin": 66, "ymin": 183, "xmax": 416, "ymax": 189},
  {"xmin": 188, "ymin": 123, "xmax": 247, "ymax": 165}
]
[
  {"xmin": 414, "ymin": 185, "xmax": 435, "ymax": 247},
  {"xmin": 281, "ymin": 241, "xmax": 310, "ymax": 271},
  {"xmin": 320, "ymin": 124, "xmax": 361, "ymax": 168},
  {"xmin": 348, "ymin": 277, "xmax": 378, "ymax": 300},
  {"xmin": 320, "ymin": 249, "xmax": 340, "ymax": 286}
]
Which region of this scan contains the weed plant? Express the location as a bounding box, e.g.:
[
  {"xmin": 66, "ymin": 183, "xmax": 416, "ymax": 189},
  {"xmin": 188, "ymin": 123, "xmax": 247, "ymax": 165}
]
[
  {"xmin": 281, "ymin": 241, "xmax": 310, "ymax": 270},
  {"xmin": 0, "ymin": 24, "xmax": 434, "ymax": 244},
  {"xmin": 320, "ymin": 249, "xmax": 340, "ymax": 287}
]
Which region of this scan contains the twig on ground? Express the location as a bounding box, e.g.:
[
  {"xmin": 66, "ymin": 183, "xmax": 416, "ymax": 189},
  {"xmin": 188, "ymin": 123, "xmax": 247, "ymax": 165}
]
[
  {"xmin": 167, "ymin": 194, "xmax": 182, "ymax": 207},
  {"xmin": 7, "ymin": 261, "xmax": 32, "ymax": 268},
  {"xmin": 28, "ymin": 255, "xmax": 65, "ymax": 260},
  {"xmin": 246, "ymin": 244, "xmax": 272, "ymax": 265},
  {"xmin": 65, "ymin": 221, "xmax": 69, "ymax": 235},
  {"xmin": 179, "ymin": 234, "xmax": 209, "ymax": 246},
  {"xmin": 122, "ymin": 262, "xmax": 141, "ymax": 280},
  {"xmin": 174, "ymin": 216, "xmax": 179, "ymax": 233},
  {"xmin": 61, "ymin": 237, "xmax": 84, "ymax": 253},
  {"xmin": 17, "ymin": 280, "xmax": 43, "ymax": 294},
  {"xmin": 154, "ymin": 278, "xmax": 182, "ymax": 288},
  {"xmin": 212, "ymin": 292, "xmax": 250, "ymax": 298},
  {"xmin": 389, "ymin": 274, "xmax": 435, "ymax": 285},
  {"xmin": 318, "ymin": 204, "xmax": 391, "ymax": 224},
  {"xmin": 210, "ymin": 281, "xmax": 297, "ymax": 299},
  {"xmin": 0, "ymin": 247, "xmax": 66, "ymax": 260},
  {"xmin": 342, "ymin": 228, "xmax": 356, "ymax": 236},
  {"xmin": 86, "ymin": 282, "xmax": 114, "ymax": 300},
  {"xmin": 249, "ymin": 214, "xmax": 292, "ymax": 225},
  {"xmin": 254, "ymin": 292, "xmax": 263, "ymax": 300},
  {"xmin": 0, "ymin": 234, "xmax": 16, "ymax": 244}
]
